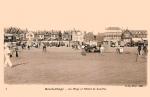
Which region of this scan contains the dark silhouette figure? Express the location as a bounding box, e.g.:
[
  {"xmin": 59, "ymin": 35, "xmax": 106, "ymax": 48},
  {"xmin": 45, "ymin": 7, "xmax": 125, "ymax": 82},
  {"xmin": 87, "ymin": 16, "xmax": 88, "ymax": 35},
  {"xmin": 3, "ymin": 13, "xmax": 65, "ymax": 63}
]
[
  {"xmin": 28, "ymin": 45, "xmax": 30, "ymax": 50},
  {"xmin": 143, "ymin": 45, "xmax": 148, "ymax": 55},
  {"xmin": 43, "ymin": 44, "xmax": 46, "ymax": 52},
  {"xmin": 137, "ymin": 45, "xmax": 141, "ymax": 55},
  {"xmin": 15, "ymin": 46, "xmax": 19, "ymax": 57}
]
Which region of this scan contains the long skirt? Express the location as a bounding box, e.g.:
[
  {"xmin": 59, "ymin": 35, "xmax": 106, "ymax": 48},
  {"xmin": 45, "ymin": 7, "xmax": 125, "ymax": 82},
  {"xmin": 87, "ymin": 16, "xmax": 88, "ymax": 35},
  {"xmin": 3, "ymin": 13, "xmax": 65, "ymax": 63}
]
[
  {"xmin": 4, "ymin": 54, "xmax": 13, "ymax": 67},
  {"xmin": 81, "ymin": 49, "xmax": 86, "ymax": 56}
]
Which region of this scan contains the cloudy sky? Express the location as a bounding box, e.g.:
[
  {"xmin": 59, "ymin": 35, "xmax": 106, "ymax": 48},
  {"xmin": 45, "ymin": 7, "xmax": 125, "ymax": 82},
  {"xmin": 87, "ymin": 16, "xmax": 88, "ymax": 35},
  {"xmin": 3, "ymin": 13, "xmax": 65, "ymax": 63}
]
[{"xmin": 0, "ymin": 0, "xmax": 150, "ymax": 33}]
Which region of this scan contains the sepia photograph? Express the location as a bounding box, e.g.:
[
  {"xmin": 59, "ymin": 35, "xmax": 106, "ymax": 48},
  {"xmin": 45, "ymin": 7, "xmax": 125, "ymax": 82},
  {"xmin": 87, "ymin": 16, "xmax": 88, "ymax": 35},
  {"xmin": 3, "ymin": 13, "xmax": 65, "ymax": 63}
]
[
  {"xmin": 4, "ymin": 26, "xmax": 148, "ymax": 85},
  {"xmin": 0, "ymin": 0, "xmax": 150, "ymax": 97}
]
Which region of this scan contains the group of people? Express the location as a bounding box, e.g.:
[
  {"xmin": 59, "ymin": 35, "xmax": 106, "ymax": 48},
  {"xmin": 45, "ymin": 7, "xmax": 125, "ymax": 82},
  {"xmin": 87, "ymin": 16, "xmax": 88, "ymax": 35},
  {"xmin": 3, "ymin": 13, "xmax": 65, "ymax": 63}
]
[
  {"xmin": 81, "ymin": 44, "xmax": 105, "ymax": 56},
  {"xmin": 81, "ymin": 43, "xmax": 148, "ymax": 56},
  {"xmin": 137, "ymin": 44, "xmax": 148, "ymax": 56},
  {"xmin": 4, "ymin": 42, "xmax": 48, "ymax": 67},
  {"xmin": 4, "ymin": 40, "xmax": 148, "ymax": 67}
]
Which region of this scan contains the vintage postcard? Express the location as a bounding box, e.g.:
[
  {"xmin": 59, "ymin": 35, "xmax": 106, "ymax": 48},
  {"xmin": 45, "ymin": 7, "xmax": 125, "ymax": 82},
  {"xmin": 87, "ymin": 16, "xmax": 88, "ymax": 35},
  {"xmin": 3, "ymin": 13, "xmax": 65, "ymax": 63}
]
[{"xmin": 0, "ymin": 0, "xmax": 150, "ymax": 97}]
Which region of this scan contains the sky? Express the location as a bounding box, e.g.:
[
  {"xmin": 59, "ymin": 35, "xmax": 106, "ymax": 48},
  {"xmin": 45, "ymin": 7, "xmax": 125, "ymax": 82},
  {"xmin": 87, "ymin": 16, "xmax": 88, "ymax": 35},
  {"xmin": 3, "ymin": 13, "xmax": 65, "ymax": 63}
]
[{"xmin": 0, "ymin": 0, "xmax": 150, "ymax": 33}]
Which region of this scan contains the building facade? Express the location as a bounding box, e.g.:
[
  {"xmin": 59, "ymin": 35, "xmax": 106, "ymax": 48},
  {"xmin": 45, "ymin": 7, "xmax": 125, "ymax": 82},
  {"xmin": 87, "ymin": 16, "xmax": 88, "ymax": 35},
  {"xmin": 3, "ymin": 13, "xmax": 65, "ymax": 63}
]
[
  {"xmin": 72, "ymin": 30, "xmax": 85, "ymax": 44},
  {"xmin": 103, "ymin": 27, "xmax": 122, "ymax": 46},
  {"xmin": 103, "ymin": 27, "xmax": 148, "ymax": 47},
  {"xmin": 121, "ymin": 29, "xmax": 147, "ymax": 46}
]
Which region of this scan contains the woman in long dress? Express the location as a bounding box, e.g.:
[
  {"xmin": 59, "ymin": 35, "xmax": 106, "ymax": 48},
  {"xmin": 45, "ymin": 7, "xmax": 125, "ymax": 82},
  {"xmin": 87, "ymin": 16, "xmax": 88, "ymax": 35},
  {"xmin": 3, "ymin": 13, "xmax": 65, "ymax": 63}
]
[
  {"xmin": 4, "ymin": 43, "xmax": 13, "ymax": 67},
  {"xmin": 100, "ymin": 45, "xmax": 104, "ymax": 54},
  {"xmin": 119, "ymin": 46, "xmax": 124, "ymax": 54},
  {"xmin": 81, "ymin": 45, "xmax": 86, "ymax": 56}
]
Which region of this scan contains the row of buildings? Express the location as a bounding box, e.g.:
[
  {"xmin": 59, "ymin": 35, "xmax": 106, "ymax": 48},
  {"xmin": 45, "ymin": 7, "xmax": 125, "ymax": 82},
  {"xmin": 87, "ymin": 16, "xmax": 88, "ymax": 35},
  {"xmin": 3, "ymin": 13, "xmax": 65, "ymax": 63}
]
[
  {"xmin": 71, "ymin": 27, "xmax": 148, "ymax": 46},
  {"xmin": 102, "ymin": 27, "xmax": 147, "ymax": 46},
  {"xmin": 4, "ymin": 27, "xmax": 148, "ymax": 47}
]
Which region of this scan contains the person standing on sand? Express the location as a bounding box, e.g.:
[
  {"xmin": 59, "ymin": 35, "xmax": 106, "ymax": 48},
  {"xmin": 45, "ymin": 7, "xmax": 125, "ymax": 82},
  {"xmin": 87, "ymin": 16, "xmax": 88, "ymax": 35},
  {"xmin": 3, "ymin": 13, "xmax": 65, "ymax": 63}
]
[
  {"xmin": 15, "ymin": 45, "xmax": 19, "ymax": 57},
  {"xmin": 100, "ymin": 45, "xmax": 104, "ymax": 54},
  {"xmin": 81, "ymin": 44, "xmax": 86, "ymax": 56},
  {"xmin": 116, "ymin": 45, "xmax": 120, "ymax": 54},
  {"xmin": 119, "ymin": 46, "xmax": 123, "ymax": 54},
  {"xmin": 137, "ymin": 44, "xmax": 141, "ymax": 55},
  {"xmin": 43, "ymin": 43, "xmax": 47, "ymax": 52},
  {"xmin": 143, "ymin": 44, "xmax": 148, "ymax": 55},
  {"xmin": 4, "ymin": 43, "xmax": 13, "ymax": 67}
]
